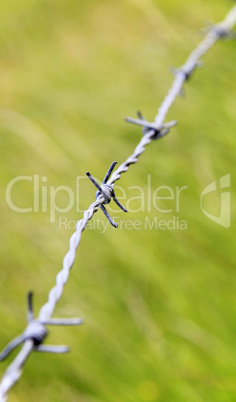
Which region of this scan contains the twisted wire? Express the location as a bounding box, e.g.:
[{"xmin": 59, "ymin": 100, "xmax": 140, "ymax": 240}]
[
  {"xmin": 0, "ymin": 196, "xmax": 104, "ymax": 402},
  {"xmin": 1, "ymin": 4, "xmax": 236, "ymax": 401},
  {"xmin": 39, "ymin": 197, "xmax": 103, "ymax": 321},
  {"xmin": 109, "ymin": 5, "xmax": 236, "ymax": 185}
]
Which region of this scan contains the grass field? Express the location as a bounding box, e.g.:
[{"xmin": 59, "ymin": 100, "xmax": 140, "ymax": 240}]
[{"xmin": 0, "ymin": 1, "xmax": 236, "ymax": 401}]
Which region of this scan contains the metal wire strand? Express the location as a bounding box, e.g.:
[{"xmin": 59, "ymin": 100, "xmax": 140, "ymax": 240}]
[
  {"xmin": 108, "ymin": 6, "xmax": 236, "ymax": 186},
  {"xmin": 1, "ymin": 5, "xmax": 236, "ymax": 401}
]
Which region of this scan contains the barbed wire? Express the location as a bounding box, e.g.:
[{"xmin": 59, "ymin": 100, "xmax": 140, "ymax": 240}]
[{"xmin": 1, "ymin": 4, "xmax": 236, "ymax": 401}]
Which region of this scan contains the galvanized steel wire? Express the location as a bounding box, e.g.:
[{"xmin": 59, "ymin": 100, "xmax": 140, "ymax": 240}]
[{"xmin": 1, "ymin": 4, "xmax": 236, "ymax": 401}]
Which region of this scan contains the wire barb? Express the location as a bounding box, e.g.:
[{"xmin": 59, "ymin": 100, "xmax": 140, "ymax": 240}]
[
  {"xmin": 171, "ymin": 62, "xmax": 199, "ymax": 82},
  {"xmin": 208, "ymin": 23, "xmax": 236, "ymax": 39},
  {"xmin": 125, "ymin": 112, "xmax": 177, "ymax": 139},
  {"xmin": 0, "ymin": 292, "xmax": 83, "ymax": 362},
  {"xmin": 86, "ymin": 161, "xmax": 127, "ymax": 228}
]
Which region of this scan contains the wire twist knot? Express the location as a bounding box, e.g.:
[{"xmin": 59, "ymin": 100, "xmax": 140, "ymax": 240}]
[
  {"xmin": 125, "ymin": 111, "xmax": 177, "ymax": 139},
  {"xmin": 96, "ymin": 183, "xmax": 113, "ymax": 204},
  {"xmin": 203, "ymin": 23, "xmax": 235, "ymax": 40},
  {"xmin": 172, "ymin": 62, "xmax": 199, "ymax": 82},
  {"xmin": 0, "ymin": 292, "xmax": 83, "ymax": 361},
  {"xmin": 24, "ymin": 321, "xmax": 47, "ymax": 346},
  {"xmin": 212, "ymin": 23, "xmax": 235, "ymax": 39},
  {"xmin": 86, "ymin": 161, "xmax": 127, "ymax": 228}
]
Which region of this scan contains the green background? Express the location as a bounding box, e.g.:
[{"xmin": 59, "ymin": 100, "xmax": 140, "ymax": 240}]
[{"xmin": 0, "ymin": 1, "xmax": 236, "ymax": 401}]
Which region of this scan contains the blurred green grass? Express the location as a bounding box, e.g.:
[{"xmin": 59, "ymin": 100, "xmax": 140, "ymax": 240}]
[{"xmin": 0, "ymin": 0, "xmax": 236, "ymax": 401}]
